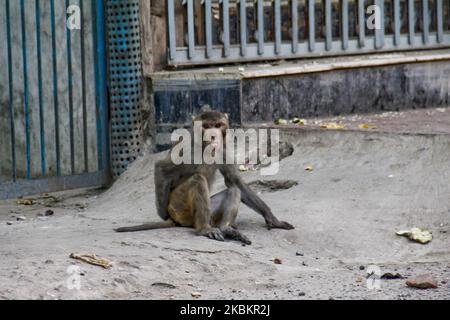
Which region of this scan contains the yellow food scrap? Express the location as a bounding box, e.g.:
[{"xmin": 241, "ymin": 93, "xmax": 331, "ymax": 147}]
[
  {"xmin": 292, "ymin": 118, "xmax": 306, "ymax": 125},
  {"xmin": 358, "ymin": 123, "xmax": 377, "ymax": 129},
  {"xmin": 274, "ymin": 118, "xmax": 288, "ymax": 125},
  {"xmin": 305, "ymin": 165, "xmax": 314, "ymax": 172}
]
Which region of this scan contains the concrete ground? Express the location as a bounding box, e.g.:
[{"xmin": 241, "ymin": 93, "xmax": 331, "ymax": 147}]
[{"xmin": 1, "ymin": 109, "xmax": 450, "ymax": 300}]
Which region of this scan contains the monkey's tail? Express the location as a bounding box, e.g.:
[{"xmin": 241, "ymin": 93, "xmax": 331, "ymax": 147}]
[{"xmin": 114, "ymin": 219, "xmax": 176, "ymax": 233}]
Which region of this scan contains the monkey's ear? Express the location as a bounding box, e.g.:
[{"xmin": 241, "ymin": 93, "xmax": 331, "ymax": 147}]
[{"xmin": 224, "ymin": 113, "xmax": 229, "ymax": 120}]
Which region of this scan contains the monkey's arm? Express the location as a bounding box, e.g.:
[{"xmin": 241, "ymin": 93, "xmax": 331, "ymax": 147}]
[
  {"xmin": 154, "ymin": 159, "xmax": 174, "ymax": 221},
  {"xmin": 220, "ymin": 165, "xmax": 294, "ymax": 230}
]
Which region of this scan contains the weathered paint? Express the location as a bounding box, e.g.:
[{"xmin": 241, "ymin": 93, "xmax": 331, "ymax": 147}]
[{"xmin": 0, "ymin": 0, "xmax": 109, "ymax": 199}]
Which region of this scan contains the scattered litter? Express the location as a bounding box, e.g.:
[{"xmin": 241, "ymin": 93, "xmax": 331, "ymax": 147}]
[
  {"xmin": 356, "ymin": 277, "xmax": 364, "ymax": 283},
  {"xmin": 274, "ymin": 118, "xmax": 288, "ymax": 125},
  {"xmin": 359, "ymin": 266, "xmax": 365, "ymax": 270},
  {"xmin": 358, "ymin": 123, "xmax": 377, "ymax": 129},
  {"xmin": 296, "ymin": 252, "xmax": 304, "ymax": 257},
  {"xmin": 39, "ymin": 195, "xmax": 60, "ymax": 206},
  {"xmin": 70, "ymin": 253, "xmax": 113, "ymax": 269},
  {"xmin": 16, "ymin": 195, "xmax": 59, "ymax": 206},
  {"xmin": 238, "ymin": 67, "xmax": 245, "ymax": 72},
  {"xmin": 191, "ymin": 292, "xmax": 202, "ymax": 299},
  {"xmin": 274, "ymin": 258, "xmax": 283, "ymax": 265},
  {"xmin": 320, "ymin": 123, "xmax": 345, "ymax": 129},
  {"xmin": 152, "ymin": 282, "xmax": 177, "ymax": 289},
  {"xmin": 381, "ymin": 272, "xmax": 403, "ymax": 280},
  {"xmin": 406, "ymin": 274, "xmax": 438, "ymax": 289},
  {"xmin": 44, "ymin": 210, "xmax": 54, "ymax": 216},
  {"xmin": 16, "ymin": 216, "xmax": 26, "ymax": 221},
  {"xmin": 218, "ymin": 67, "xmax": 224, "ymax": 73},
  {"xmin": 16, "ymin": 199, "xmax": 35, "ymax": 206},
  {"xmin": 6, "ymin": 221, "xmax": 13, "ymax": 226},
  {"xmin": 304, "ymin": 165, "xmax": 314, "ymax": 172},
  {"xmin": 292, "ymin": 118, "xmax": 306, "ymax": 125},
  {"xmin": 396, "ymin": 227, "xmax": 433, "ymax": 244}
]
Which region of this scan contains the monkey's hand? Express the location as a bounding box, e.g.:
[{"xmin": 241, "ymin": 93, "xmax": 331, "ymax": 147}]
[{"xmin": 266, "ymin": 218, "xmax": 295, "ymax": 230}]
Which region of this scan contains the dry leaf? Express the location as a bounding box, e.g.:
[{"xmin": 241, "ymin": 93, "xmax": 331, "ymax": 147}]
[
  {"xmin": 70, "ymin": 253, "xmax": 113, "ymax": 269},
  {"xmin": 396, "ymin": 228, "xmax": 433, "ymax": 244},
  {"xmin": 16, "ymin": 199, "xmax": 35, "ymax": 205},
  {"xmin": 320, "ymin": 123, "xmax": 345, "ymax": 129}
]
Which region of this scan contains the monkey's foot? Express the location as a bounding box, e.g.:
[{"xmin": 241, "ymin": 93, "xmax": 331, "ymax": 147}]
[
  {"xmin": 266, "ymin": 220, "xmax": 295, "ymax": 230},
  {"xmin": 221, "ymin": 227, "xmax": 252, "ymax": 245},
  {"xmin": 199, "ymin": 228, "xmax": 225, "ymax": 242}
]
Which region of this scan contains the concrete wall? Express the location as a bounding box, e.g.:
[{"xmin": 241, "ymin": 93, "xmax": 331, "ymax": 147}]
[
  {"xmin": 151, "ymin": 59, "xmax": 450, "ymax": 150},
  {"xmin": 242, "ymin": 61, "xmax": 450, "ymax": 122},
  {"xmin": 0, "ymin": 0, "xmax": 99, "ymax": 182}
]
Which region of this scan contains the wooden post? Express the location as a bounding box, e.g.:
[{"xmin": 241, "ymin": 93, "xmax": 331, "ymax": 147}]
[
  {"xmin": 139, "ymin": 0, "xmax": 153, "ymax": 75},
  {"xmin": 139, "ymin": 0, "xmax": 167, "ymax": 74}
]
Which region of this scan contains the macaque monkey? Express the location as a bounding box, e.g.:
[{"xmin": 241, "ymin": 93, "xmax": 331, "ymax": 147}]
[{"xmin": 115, "ymin": 108, "xmax": 294, "ymax": 244}]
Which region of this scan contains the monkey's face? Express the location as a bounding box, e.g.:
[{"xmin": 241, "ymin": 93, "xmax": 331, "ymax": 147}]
[
  {"xmin": 202, "ymin": 119, "xmax": 228, "ymax": 153},
  {"xmin": 193, "ymin": 110, "xmax": 230, "ymax": 159}
]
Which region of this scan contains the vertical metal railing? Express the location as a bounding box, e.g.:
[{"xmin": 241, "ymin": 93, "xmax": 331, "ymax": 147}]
[{"xmin": 167, "ymin": 0, "xmax": 450, "ymax": 66}]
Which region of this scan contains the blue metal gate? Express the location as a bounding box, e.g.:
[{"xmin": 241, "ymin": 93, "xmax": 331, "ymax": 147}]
[{"xmin": 0, "ymin": 0, "xmax": 110, "ymax": 200}]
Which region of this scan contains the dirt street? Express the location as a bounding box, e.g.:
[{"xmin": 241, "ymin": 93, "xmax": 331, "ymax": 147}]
[{"xmin": 1, "ymin": 124, "xmax": 449, "ymax": 300}]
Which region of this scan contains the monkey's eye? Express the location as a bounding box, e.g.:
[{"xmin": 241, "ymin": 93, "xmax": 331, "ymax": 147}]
[{"xmin": 215, "ymin": 123, "xmax": 222, "ymax": 128}]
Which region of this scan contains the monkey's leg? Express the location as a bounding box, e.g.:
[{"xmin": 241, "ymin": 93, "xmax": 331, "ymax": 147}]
[
  {"xmin": 114, "ymin": 219, "xmax": 176, "ymax": 233},
  {"xmin": 169, "ymin": 174, "xmax": 224, "ymax": 242},
  {"xmin": 211, "ymin": 187, "xmax": 251, "ymax": 245}
]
